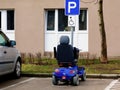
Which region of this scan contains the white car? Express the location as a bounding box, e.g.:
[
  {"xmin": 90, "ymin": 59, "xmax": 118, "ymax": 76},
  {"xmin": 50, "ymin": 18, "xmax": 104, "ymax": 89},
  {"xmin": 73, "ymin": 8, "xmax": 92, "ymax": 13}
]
[{"xmin": 0, "ymin": 31, "xmax": 21, "ymax": 78}]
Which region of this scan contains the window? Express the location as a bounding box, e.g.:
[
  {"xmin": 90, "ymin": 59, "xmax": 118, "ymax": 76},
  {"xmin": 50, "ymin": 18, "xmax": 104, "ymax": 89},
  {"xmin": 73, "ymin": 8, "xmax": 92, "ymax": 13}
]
[
  {"xmin": 0, "ymin": 12, "xmax": 1, "ymax": 29},
  {"xmin": 79, "ymin": 10, "xmax": 87, "ymax": 30},
  {"xmin": 47, "ymin": 10, "xmax": 55, "ymax": 31},
  {"xmin": 58, "ymin": 9, "xmax": 68, "ymax": 31},
  {"xmin": 46, "ymin": 9, "xmax": 87, "ymax": 32},
  {"xmin": 0, "ymin": 33, "xmax": 7, "ymax": 46},
  {"xmin": 7, "ymin": 10, "xmax": 14, "ymax": 30}
]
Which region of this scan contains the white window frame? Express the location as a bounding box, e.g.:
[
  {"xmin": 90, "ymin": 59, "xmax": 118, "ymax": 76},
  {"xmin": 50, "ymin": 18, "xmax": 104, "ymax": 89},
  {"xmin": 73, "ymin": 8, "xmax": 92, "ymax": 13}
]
[
  {"xmin": 0, "ymin": 10, "xmax": 15, "ymax": 40},
  {"xmin": 45, "ymin": 9, "xmax": 88, "ymax": 33}
]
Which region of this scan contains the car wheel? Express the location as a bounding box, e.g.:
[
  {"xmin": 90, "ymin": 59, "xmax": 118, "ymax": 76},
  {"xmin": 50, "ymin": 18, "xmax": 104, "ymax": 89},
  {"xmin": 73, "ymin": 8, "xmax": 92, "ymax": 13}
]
[
  {"xmin": 13, "ymin": 60, "xmax": 21, "ymax": 78},
  {"xmin": 73, "ymin": 74, "xmax": 79, "ymax": 86},
  {"xmin": 52, "ymin": 75, "xmax": 58, "ymax": 85},
  {"xmin": 81, "ymin": 71, "xmax": 86, "ymax": 81}
]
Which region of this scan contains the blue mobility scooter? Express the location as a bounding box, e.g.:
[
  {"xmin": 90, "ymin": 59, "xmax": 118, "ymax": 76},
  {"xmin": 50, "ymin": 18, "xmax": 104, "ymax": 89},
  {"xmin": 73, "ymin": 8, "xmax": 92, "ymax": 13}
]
[{"xmin": 52, "ymin": 36, "xmax": 86, "ymax": 86}]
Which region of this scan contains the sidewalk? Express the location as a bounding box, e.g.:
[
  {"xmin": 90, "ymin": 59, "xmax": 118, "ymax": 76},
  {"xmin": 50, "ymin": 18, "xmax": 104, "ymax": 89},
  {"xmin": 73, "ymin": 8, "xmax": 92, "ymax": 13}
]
[{"xmin": 22, "ymin": 73, "xmax": 120, "ymax": 79}]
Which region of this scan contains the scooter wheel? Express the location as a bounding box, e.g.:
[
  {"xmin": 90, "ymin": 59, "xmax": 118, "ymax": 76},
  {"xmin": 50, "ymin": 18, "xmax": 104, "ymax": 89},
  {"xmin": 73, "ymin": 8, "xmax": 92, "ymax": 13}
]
[
  {"xmin": 81, "ymin": 71, "xmax": 86, "ymax": 81},
  {"xmin": 72, "ymin": 74, "xmax": 79, "ymax": 86},
  {"xmin": 52, "ymin": 76, "xmax": 58, "ymax": 85}
]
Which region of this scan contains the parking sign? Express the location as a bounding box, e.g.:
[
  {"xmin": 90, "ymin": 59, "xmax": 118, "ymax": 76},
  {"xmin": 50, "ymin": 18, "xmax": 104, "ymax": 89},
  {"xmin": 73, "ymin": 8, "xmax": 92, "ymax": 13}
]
[{"xmin": 65, "ymin": 0, "xmax": 80, "ymax": 16}]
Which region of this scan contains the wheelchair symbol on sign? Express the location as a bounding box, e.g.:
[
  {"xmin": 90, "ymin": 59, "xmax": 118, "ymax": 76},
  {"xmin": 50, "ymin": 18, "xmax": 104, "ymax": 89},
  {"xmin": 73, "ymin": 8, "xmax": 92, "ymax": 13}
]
[{"xmin": 69, "ymin": 17, "xmax": 74, "ymax": 26}]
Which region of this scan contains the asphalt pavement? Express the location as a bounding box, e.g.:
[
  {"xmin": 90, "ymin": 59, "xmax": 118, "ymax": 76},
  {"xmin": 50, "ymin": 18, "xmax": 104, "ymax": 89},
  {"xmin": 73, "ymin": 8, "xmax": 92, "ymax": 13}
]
[{"xmin": 0, "ymin": 78, "xmax": 114, "ymax": 90}]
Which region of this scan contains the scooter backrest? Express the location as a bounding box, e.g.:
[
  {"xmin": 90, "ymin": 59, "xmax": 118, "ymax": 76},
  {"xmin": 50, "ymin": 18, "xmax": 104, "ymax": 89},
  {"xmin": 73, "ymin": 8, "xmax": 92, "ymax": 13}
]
[{"xmin": 56, "ymin": 36, "xmax": 74, "ymax": 64}]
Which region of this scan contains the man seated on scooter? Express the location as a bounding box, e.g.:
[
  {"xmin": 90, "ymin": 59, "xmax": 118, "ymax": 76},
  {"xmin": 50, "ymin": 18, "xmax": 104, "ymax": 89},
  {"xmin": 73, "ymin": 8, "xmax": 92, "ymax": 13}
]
[{"xmin": 55, "ymin": 36, "xmax": 79, "ymax": 67}]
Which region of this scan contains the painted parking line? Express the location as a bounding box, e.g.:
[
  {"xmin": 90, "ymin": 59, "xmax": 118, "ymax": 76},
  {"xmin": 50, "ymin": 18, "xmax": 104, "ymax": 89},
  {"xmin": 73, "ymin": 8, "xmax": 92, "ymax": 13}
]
[
  {"xmin": 0, "ymin": 78, "xmax": 36, "ymax": 90},
  {"xmin": 104, "ymin": 79, "xmax": 118, "ymax": 90}
]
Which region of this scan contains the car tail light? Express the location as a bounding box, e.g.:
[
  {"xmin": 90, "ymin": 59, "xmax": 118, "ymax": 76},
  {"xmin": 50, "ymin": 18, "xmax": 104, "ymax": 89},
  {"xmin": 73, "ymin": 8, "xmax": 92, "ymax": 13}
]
[
  {"xmin": 62, "ymin": 76, "xmax": 66, "ymax": 79},
  {"xmin": 70, "ymin": 70, "xmax": 75, "ymax": 74},
  {"xmin": 55, "ymin": 69, "xmax": 59, "ymax": 73}
]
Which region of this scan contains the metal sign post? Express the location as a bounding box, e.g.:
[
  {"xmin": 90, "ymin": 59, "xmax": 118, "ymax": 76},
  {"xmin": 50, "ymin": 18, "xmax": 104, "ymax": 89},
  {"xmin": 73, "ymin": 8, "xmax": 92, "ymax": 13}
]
[
  {"xmin": 65, "ymin": 0, "xmax": 80, "ymax": 46},
  {"xmin": 71, "ymin": 26, "xmax": 74, "ymax": 45},
  {"xmin": 68, "ymin": 16, "xmax": 75, "ymax": 45}
]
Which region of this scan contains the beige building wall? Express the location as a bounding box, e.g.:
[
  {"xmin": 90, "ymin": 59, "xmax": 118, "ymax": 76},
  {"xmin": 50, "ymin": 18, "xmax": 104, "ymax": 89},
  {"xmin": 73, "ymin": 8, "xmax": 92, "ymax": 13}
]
[{"xmin": 0, "ymin": 0, "xmax": 120, "ymax": 57}]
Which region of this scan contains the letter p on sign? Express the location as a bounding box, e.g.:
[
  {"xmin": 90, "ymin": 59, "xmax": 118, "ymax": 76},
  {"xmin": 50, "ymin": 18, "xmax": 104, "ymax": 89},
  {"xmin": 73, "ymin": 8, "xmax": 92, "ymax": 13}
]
[
  {"xmin": 68, "ymin": 2, "xmax": 76, "ymax": 13},
  {"xmin": 65, "ymin": 0, "xmax": 80, "ymax": 16}
]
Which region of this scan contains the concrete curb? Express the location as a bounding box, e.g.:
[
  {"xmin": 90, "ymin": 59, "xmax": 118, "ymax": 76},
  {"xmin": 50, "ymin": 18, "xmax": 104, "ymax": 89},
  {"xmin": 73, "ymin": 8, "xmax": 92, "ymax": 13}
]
[
  {"xmin": 86, "ymin": 74, "xmax": 120, "ymax": 79},
  {"xmin": 22, "ymin": 73, "xmax": 52, "ymax": 77},
  {"xmin": 22, "ymin": 73, "xmax": 120, "ymax": 79}
]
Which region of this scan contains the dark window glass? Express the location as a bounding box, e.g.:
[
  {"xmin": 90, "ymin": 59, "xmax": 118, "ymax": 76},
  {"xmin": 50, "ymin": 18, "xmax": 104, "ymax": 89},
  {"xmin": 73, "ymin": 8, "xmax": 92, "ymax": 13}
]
[
  {"xmin": 79, "ymin": 10, "xmax": 87, "ymax": 30},
  {"xmin": 58, "ymin": 9, "xmax": 68, "ymax": 31},
  {"xmin": 0, "ymin": 32, "xmax": 8, "ymax": 46},
  {"xmin": 47, "ymin": 10, "xmax": 55, "ymax": 30},
  {"xmin": 7, "ymin": 10, "xmax": 14, "ymax": 30},
  {"xmin": 0, "ymin": 12, "xmax": 1, "ymax": 29}
]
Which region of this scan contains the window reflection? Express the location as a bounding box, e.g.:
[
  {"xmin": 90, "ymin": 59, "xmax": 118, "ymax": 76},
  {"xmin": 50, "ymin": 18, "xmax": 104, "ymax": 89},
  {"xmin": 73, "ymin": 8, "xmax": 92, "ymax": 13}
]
[
  {"xmin": 58, "ymin": 9, "xmax": 68, "ymax": 31},
  {"xmin": 7, "ymin": 10, "xmax": 14, "ymax": 30},
  {"xmin": 79, "ymin": 10, "xmax": 87, "ymax": 30},
  {"xmin": 47, "ymin": 10, "xmax": 55, "ymax": 30}
]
